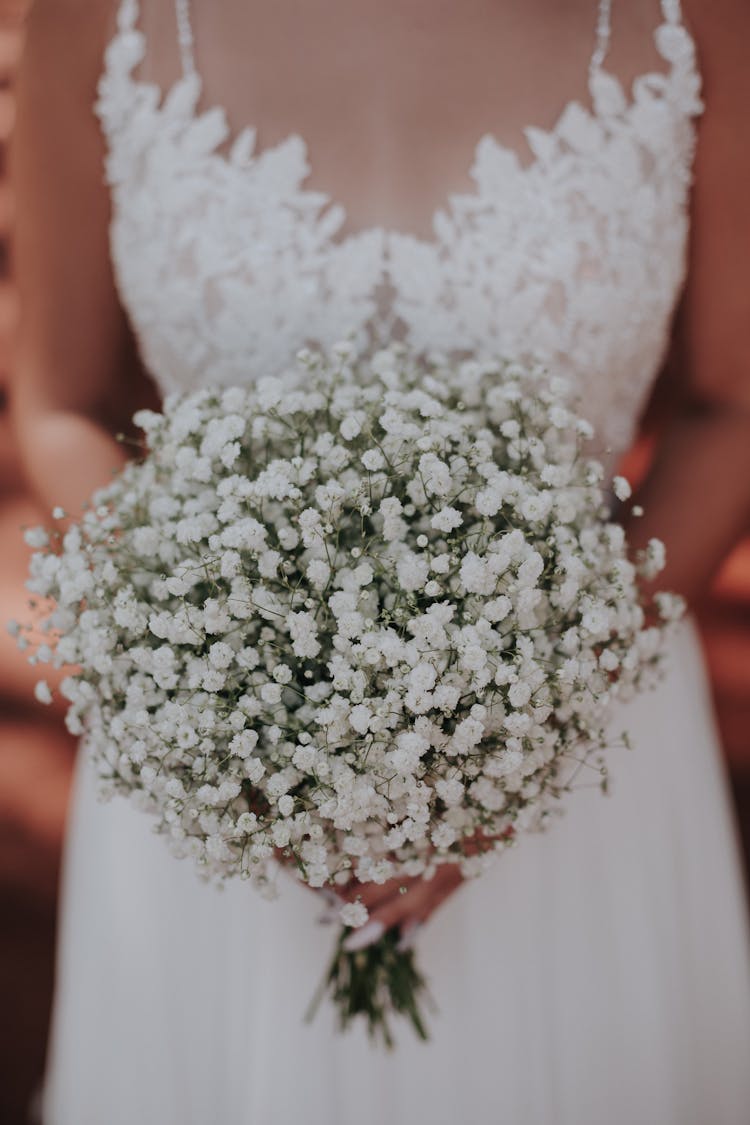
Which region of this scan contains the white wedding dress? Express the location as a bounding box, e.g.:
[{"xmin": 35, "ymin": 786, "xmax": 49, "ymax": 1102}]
[{"xmin": 42, "ymin": 2, "xmax": 750, "ymax": 1122}]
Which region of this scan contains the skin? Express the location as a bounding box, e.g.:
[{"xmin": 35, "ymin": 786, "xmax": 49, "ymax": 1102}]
[{"xmin": 9, "ymin": 0, "xmax": 750, "ymax": 947}]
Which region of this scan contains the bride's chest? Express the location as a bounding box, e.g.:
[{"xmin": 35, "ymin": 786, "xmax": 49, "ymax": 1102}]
[{"xmin": 96, "ymin": 13, "xmax": 702, "ymax": 460}]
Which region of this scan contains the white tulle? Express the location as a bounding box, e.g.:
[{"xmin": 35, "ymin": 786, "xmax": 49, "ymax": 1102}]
[{"xmin": 42, "ymin": 1, "xmax": 750, "ymax": 1121}]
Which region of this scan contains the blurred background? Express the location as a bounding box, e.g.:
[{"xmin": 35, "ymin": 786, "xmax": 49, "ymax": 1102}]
[{"xmin": 0, "ymin": 6, "xmax": 748, "ymax": 1125}]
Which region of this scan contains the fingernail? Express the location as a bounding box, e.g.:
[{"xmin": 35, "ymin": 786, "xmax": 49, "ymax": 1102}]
[
  {"xmin": 342, "ymin": 920, "xmax": 385, "ymax": 952},
  {"xmin": 396, "ymin": 922, "xmax": 422, "ymax": 952}
]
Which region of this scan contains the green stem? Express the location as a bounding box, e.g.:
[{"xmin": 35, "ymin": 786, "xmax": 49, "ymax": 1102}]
[{"xmin": 304, "ymin": 926, "xmax": 434, "ymax": 1049}]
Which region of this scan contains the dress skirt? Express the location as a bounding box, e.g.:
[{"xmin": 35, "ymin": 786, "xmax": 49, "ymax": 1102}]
[{"xmin": 42, "ymin": 618, "xmax": 750, "ymax": 1125}]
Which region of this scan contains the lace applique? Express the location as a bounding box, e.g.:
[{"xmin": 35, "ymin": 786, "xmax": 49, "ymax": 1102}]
[{"xmin": 95, "ymin": 0, "xmax": 703, "ymax": 466}]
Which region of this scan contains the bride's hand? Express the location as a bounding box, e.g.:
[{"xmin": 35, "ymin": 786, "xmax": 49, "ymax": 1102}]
[
  {"xmin": 326, "ymin": 828, "xmax": 513, "ymax": 950},
  {"xmin": 333, "ymin": 865, "xmax": 465, "ymax": 952}
]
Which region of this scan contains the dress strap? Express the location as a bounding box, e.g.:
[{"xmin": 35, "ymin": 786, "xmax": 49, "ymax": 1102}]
[
  {"xmin": 660, "ymin": 0, "xmax": 684, "ymax": 23},
  {"xmin": 115, "ymin": 0, "xmax": 140, "ymax": 32},
  {"xmin": 589, "ymin": 0, "xmax": 613, "ymax": 77},
  {"xmin": 589, "ymin": 0, "xmax": 686, "ymax": 78},
  {"xmin": 127, "ymin": 0, "xmax": 685, "ymax": 90},
  {"xmin": 174, "ymin": 0, "xmax": 197, "ymax": 79},
  {"xmin": 113, "ymin": 0, "xmax": 196, "ymax": 77}
]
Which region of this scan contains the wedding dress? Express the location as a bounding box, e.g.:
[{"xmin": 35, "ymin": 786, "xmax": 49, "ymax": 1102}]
[{"xmin": 42, "ymin": 2, "xmax": 750, "ymax": 1122}]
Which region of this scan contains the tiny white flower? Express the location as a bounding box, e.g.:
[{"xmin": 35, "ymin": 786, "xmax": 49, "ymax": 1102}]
[
  {"xmin": 599, "ymin": 649, "xmax": 620, "ymax": 672},
  {"xmin": 339, "ymin": 900, "xmax": 369, "ymax": 928},
  {"xmin": 430, "ymin": 553, "xmax": 451, "ymax": 575},
  {"xmin": 208, "ymin": 642, "xmax": 234, "ymax": 670},
  {"xmin": 396, "ymin": 553, "xmax": 429, "ymax": 593},
  {"xmin": 581, "ymin": 604, "xmax": 611, "ymax": 636},
  {"xmin": 243, "ymin": 758, "xmax": 266, "ymax": 784},
  {"xmin": 362, "ymin": 449, "xmax": 385, "ymax": 471},
  {"xmin": 306, "ymin": 559, "xmax": 330, "ymax": 590},
  {"xmin": 278, "ymin": 794, "xmax": 294, "ymax": 817},
  {"xmin": 288, "ymin": 611, "xmax": 321, "ymax": 658},
  {"xmin": 508, "ymin": 681, "xmax": 532, "ymax": 708},
  {"xmin": 641, "ymin": 538, "xmax": 667, "ymax": 580},
  {"xmin": 349, "ymin": 704, "xmax": 372, "ymax": 734},
  {"xmin": 230, "ymin": 729, "xmax": 259, "ymax": 758},
  {"xmin": 24, "ymin": 527, "xmax": 50, "ymax": 549},
  {"xmin": 459, "ymin": 552, "xmax": 495, "ymax": 596},
  {"xmin": 34, "ymin": 679, "xmax": 53, "ymax": 705},
  {"xmin": 431, "ymin": 507, "xmax": 463, "ymax": 533},
  {"xmin": 260, "ymin": 682, "xmax": 283, "ymax": 705},
  {"xmin": 483, "ymin": 596, "xmax": 512, "ymax": 623},
  {"xmin": 340, "ymin": 416, "xmax": 362, "ymax": 441},
  {"xmin": 654, "ymin": 591, "xmax": 685, "ymax": 623},
  {"xmin": 612, "ymin": 476, "xmax": 632, "ymax": 502}
]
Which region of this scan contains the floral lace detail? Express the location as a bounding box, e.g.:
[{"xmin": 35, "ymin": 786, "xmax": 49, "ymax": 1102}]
[{"xmin": 95, "ymin": 0, "xmax": 703, "ymax": 467}]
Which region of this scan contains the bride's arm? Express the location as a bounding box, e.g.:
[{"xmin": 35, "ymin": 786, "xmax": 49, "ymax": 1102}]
[
  {"xmin": 9, "ymin": 0, "xmax": 132, "ymax": 517},
  {"xmin": 626, "ymin": 0, "xmax": 750, "ymax": 605}
]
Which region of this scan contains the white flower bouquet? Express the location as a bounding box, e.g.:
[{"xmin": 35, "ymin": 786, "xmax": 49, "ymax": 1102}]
[{"xmin": 17, "ymin": 344, "xmax": 679, "ymax": 1045}]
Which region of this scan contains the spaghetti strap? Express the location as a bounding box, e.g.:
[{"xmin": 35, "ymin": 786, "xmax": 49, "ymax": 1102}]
[
  {"xmin": 590, "ymin": 0, "xmax": 687, "ymax": 80},
  {"xmin": 661, "ymin": 0, "xmax": 684, "ymax": 22},
  {"xmin": 589, "ymin": 0, "xmax": 613, "ymax": 76},
  {"xmin": 112, "ymin": 0, "xmax": 195, "ymax": 77},
  {"xmin": 129, "ymin": 1, "xmax": 684, "ymax": 92},
  {"xmin": 115, "ymin": 0, "xmax": 139, "ymax": 32},
  {"xmin": 174, "ymin": 0, "xmax": 196, "ymax": 78}
]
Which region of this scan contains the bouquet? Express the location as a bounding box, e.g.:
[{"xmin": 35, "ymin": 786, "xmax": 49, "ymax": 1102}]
[{"xmin": 17, "ymin": 343, "xmax": 680, "ymax": 1046}]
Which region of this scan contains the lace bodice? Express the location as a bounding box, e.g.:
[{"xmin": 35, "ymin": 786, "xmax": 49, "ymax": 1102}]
[{"xmin": 95, "ymin": 0, "xmax": 703, "ymax": 468}]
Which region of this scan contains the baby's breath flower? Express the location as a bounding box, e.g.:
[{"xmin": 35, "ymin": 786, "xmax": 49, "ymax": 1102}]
[
  {"xmin": 16, "ymin": 344, "xmax": 672, "ymax": 953},
  {"xmin": 431, "ymin": 507, "xmax": 463, "ymax": 533},
  {"xmin": 278, "ymin": 794, "xmax": 295, "ymax": 817},
  {"xmin": 339, "ymin": 900, "xmax": 369, "ymax": 928},
  {"xmin": 24, "ymin": 527, "xmax": 50, "ymax": 549},
  {"xmin": 34, "ymin": 679, "xmax": 53, "ymax": 705},
  {"xmin": 612, "ymin": 475, "xmax": 632, "ymax": 502},
  {"xmin": 362, "ymin": 449, "xmax": 385, "ymax": 471}
]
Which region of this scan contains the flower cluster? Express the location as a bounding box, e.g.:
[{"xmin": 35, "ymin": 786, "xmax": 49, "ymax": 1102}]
[{"xmin": 20, "ymin": 345, "xmax": 678, "ymax": 911}]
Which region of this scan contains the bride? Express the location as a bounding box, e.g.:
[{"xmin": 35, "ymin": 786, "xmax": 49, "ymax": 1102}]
[{"xmin": 11, "ymin": 1, "xmax": 750, "ymax": 1122}]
